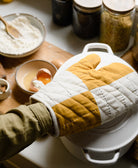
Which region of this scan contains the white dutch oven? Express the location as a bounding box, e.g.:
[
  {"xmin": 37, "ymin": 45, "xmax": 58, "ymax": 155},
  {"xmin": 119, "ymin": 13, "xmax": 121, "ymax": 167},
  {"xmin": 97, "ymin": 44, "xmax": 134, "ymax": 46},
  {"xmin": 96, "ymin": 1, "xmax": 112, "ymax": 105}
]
[{"xmin": 58, "ymin": 43, "xmax": 138, "ymax": 166}]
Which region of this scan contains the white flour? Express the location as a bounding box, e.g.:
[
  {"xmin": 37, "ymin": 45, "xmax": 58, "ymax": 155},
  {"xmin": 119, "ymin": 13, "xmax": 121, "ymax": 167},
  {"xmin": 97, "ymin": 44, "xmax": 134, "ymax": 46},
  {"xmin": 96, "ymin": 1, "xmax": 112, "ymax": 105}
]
[{"xmin": 0, "ymin": 16, "xmax": 43, "ymax": 55}]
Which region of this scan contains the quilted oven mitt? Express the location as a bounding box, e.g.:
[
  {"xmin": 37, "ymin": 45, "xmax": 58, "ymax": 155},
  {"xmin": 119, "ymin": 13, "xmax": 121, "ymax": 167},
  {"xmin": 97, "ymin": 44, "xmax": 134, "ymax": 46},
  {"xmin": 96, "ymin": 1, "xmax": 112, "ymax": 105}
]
[{"xmin": 30, "ymin": 53, "xmax": 138, "ymax": 137}]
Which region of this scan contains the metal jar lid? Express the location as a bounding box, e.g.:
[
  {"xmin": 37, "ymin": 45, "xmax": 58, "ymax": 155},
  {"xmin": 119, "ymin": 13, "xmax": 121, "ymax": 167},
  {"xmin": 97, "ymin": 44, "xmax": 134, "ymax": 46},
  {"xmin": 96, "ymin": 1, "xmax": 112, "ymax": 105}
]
[
  {"xmin": 74, "ymin": 0, "xmax": 102, "ymax": 9},
  {"xmin": 103, "ymin": 0, "xmax": 135, "ymax": 13}
]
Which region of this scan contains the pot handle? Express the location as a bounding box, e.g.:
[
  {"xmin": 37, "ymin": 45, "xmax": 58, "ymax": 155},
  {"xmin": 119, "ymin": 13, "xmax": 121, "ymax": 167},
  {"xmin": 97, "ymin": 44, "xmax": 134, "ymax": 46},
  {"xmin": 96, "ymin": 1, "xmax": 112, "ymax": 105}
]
[
  {"xmin": 83, "ymin": 149, "xmax": 120, "ymax": 165},
  {"xmin": 82, "ymin": 43, "xmax": 114, "ymax": 55}
]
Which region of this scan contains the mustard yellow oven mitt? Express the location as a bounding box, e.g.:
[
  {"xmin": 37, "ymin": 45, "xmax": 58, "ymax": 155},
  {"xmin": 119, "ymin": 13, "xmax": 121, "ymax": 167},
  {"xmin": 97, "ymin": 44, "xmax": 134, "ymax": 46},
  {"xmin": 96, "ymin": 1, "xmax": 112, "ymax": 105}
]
[{"xmin": 30, "ymin": 53, "xmax": 138, "ymax": 136}]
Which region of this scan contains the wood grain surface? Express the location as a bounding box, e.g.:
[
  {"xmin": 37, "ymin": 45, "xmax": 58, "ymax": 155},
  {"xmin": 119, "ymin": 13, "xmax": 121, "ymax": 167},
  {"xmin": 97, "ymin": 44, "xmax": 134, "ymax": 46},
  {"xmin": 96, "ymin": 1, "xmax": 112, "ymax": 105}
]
[{"xmin": 0, "ymin": 41, "xmax": 73, "ymax": 114}]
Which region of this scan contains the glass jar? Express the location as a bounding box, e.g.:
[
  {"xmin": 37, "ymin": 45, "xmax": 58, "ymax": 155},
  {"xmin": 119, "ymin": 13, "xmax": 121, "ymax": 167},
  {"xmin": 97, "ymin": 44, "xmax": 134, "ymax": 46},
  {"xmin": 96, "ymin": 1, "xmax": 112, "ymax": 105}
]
[
  {"xmin": 52, "ymin": 0, "xmax": 72, "ymax": 26},
  {"xmin": 100, "ymin": 0, "xmax": 136, "ymax": 53},
  {"xmin": 72, "ymin": 0, "xmax": 102, "ymax": 39}
]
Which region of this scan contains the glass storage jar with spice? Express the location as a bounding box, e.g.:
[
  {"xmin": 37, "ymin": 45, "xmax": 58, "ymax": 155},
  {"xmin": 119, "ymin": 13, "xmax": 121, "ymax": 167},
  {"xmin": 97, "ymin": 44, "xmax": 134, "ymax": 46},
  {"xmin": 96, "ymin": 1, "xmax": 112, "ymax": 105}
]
[
  {"xmin": 100, "ymin": 0, "xmax": 136, "ymax": 53},
  {"xmin": 72, "ymin": 0, "xmax": 102, "ymax": 39},
  {"xmin": 52, "ymin": 0, "xmax": 72, "ymax": 26}
]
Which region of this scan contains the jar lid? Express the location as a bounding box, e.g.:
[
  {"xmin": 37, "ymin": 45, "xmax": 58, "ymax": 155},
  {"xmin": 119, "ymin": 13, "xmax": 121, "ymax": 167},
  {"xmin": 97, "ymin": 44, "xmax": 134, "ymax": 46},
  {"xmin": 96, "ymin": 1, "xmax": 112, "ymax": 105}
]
[
  {"xmin": 103, "ymin": 0, "xmax": 135, "ymax": 13},
  {"xmin": 74, "ymin": 0, "xmax": 102, "ymax": 8}
]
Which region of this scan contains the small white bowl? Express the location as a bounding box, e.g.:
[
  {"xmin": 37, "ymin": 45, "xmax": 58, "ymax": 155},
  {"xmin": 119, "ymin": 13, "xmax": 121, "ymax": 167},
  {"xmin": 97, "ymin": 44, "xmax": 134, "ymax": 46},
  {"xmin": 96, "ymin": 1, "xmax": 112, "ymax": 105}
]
[
  {"xmin": 0, "ymin": 13, "xmax": 46, "ymax": 58},
  {"xmin": 0, "ymin": 78, "xmax": 10, "ymax": 100},
  {"xmin": 15, "ymin": 60, "xmax": 57, "ymax": 95}
]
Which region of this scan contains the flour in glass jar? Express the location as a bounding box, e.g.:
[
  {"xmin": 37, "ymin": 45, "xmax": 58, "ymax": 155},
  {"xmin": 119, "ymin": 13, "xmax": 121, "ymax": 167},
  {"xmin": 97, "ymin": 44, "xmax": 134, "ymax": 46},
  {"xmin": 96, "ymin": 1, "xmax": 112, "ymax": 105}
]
[{"xmin": 0, "ymin": 16, "xmax": 43, "ymax": 55}]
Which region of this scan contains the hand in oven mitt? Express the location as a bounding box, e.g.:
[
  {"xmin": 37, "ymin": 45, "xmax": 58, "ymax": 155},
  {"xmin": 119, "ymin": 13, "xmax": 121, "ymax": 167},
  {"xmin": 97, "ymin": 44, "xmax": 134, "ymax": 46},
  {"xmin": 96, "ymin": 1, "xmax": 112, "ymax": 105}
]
[{"xmin": 30, "ymin": 53, "xmax": 138, "ymax": 136}]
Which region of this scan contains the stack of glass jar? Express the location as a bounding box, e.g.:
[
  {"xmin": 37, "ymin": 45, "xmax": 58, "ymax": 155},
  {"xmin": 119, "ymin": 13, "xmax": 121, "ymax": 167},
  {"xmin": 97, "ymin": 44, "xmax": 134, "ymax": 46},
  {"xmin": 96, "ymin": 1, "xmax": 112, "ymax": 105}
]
[
  {"xmin": 51, "ymin": 0, "xmax": 102, "ymax": 39},
  {"xmin": 52, "ymin": 0, "xmax": 136, "ymax": 53}
]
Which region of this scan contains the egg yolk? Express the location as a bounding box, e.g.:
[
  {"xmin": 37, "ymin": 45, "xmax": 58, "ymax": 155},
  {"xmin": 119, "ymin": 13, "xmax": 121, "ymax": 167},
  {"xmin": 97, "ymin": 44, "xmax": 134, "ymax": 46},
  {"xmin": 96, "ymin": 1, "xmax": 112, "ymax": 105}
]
[{"xmin": 37, "ymin": 77, "xmax": 51, "ymax": 85}]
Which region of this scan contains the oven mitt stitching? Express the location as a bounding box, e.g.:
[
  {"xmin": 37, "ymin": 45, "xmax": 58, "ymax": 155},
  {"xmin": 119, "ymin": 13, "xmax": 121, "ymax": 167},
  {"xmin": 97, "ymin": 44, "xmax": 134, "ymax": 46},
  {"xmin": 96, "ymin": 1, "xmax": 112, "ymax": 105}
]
[{"xmin": 30, "ymin": 54, "xmax": 138, "ymax": 136}]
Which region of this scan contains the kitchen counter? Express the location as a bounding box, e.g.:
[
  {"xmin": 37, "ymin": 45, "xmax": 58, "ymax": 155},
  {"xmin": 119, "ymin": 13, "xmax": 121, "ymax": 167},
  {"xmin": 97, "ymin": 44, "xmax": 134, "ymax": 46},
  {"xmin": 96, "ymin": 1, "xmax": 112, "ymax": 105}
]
[{"xmin": 0, "ymin": 0, "xmax": 138, "ymax": 168}]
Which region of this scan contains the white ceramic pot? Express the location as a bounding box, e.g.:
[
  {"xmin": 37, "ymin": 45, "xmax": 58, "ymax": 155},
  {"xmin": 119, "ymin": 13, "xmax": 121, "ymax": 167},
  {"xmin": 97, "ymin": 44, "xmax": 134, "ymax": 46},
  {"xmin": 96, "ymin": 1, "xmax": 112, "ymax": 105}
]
[{"xmin": 59, "ymin": 43, "xmax": 138, "ymax": 166}]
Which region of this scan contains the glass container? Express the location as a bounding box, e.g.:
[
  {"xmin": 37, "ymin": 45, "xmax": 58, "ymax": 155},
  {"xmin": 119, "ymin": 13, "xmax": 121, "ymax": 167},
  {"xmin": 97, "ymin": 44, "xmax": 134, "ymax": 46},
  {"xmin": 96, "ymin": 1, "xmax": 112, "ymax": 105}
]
[
  {"xmin": 100, "ymin": 0, "xmax": 136, "ymax": 53},
  {"xmin": 52, "ymin": 0, "xmax": 72, "ymax": 26},
  {"xmin": 72, "ymin": 0, "xmax": 102, "ymax": 39}
]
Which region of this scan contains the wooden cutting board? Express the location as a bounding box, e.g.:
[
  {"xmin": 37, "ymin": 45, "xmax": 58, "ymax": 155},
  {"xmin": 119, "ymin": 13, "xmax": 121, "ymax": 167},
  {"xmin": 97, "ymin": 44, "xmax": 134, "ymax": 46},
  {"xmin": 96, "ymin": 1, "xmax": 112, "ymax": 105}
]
[
  {"xmin": 0, "ymin": 40, "xmax": 137, "ymax": 114},
  {"xmin": 0, "ymin": 41, "xmax": 73, "ymax": 114}
]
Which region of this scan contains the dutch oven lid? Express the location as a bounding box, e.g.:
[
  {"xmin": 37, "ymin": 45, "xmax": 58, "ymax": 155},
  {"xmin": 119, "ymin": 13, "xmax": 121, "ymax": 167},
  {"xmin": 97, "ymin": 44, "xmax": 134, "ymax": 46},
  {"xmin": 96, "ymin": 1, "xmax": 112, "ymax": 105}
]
[
  {"xmin": 57, "ymin": 47, "xmax": 138, "ymax": 151},
  {"xmin": 66, "ymin": 110, "xmax": 138, "ymax": 151}
]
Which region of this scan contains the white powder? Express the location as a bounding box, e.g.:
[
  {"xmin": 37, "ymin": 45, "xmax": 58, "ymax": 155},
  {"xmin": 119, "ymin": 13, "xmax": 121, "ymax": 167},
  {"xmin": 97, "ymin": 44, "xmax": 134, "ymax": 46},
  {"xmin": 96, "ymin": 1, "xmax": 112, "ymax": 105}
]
[
  {"xmin": 0, "ymin": 16, "xmax": 43, "ymax": 55},
  {"xmin": 32, "ymin": 80, "xmax": 44, "ymax": 89}
]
